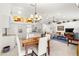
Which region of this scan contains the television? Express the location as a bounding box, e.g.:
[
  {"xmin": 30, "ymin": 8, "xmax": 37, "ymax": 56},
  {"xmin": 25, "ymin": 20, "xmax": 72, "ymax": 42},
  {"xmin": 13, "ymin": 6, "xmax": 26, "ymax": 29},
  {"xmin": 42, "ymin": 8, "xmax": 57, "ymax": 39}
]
[{"xmin": 65, "ymin": 28, "xmax": 74, "ymax": 32}]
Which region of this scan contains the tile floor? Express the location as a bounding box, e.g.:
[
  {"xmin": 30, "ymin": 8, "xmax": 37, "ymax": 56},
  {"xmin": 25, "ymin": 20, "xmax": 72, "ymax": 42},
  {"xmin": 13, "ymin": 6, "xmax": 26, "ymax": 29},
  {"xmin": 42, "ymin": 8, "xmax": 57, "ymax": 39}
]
[
  {"xmin": 0, "ymin": 40, "xmax": 77, "ymax": 56},
  {"xmin": 50, "ymin": 40, "xmax": 77, "ymax": 56}
]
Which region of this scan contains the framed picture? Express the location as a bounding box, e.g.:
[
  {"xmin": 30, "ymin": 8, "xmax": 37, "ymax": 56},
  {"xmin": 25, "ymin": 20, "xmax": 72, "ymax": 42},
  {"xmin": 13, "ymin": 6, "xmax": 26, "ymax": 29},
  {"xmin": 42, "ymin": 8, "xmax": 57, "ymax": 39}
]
[{"xmin": 57, "ymin": 26, "xmax": 64, "ymax": 31}]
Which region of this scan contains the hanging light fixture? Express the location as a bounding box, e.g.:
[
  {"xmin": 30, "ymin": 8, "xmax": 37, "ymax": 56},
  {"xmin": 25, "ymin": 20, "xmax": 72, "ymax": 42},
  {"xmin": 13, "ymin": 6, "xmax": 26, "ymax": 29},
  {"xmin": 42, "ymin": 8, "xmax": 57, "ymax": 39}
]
[{"xmin": 30, "ymin": 3, "xmax": 42, "ymax": 22}]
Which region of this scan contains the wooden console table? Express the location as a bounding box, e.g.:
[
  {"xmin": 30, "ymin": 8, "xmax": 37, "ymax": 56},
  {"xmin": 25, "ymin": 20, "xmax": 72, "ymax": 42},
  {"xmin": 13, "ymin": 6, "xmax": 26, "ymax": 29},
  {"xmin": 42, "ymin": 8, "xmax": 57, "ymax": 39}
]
[
  {"xmin": 64, "ymin": 32, "xmax": 79, "ymax": 45},
  {"xmin": 64, "ymin": 32, "xmax": 74, "ymax": 45},
  {"xmin": 22, "ymin": 36, "xmax": 50, "ymax": 56}
]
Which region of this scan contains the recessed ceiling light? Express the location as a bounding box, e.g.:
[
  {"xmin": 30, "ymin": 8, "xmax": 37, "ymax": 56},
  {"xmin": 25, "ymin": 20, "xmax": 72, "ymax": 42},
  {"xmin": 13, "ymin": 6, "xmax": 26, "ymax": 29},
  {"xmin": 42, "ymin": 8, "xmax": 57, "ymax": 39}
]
[
  {"xmin": 73, "ymin": 19, "xmax": 77, "ymax": 21},
  {"xmin": 63, "ymin": 21, "xmax": 65, "ymax": 23},
  {"xmin": 67, "ymin": 20, "xmax": 70, "ymax": 22}
]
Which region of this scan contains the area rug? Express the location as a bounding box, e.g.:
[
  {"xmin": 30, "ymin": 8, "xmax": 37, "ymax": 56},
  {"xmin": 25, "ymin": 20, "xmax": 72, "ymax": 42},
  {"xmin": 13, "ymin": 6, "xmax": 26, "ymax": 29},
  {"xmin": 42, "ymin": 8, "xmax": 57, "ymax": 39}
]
[{"xmin": 51, "ymin": 36, "xmax": 67, "ymax": 44}]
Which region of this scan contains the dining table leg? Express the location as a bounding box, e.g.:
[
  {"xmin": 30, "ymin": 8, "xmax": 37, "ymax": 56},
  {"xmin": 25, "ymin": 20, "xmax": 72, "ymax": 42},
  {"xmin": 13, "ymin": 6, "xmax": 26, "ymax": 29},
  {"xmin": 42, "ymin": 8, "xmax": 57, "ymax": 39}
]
[
  {"xmin": 48, "ymin": 40, "xmax": 50, "ymax": 55},
  {"xmin": 25, "ymin": 46, "xmax": 28, "ymax": 56}
]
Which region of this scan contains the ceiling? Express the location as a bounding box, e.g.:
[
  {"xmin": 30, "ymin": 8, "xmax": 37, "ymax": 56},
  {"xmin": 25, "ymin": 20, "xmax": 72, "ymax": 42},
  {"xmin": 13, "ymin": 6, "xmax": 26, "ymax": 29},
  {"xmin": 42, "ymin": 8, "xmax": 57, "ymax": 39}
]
[{"xmin": 0, "ymin": 3, "xmax": 79, "ymax": 23}]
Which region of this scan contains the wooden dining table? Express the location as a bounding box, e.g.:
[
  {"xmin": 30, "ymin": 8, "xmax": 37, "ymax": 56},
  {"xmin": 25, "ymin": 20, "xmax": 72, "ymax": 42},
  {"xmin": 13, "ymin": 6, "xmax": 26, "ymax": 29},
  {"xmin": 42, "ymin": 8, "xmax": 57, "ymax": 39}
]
[{"xmin": 22, "ymin": 36, "xmax": 50, "ymax": 56}]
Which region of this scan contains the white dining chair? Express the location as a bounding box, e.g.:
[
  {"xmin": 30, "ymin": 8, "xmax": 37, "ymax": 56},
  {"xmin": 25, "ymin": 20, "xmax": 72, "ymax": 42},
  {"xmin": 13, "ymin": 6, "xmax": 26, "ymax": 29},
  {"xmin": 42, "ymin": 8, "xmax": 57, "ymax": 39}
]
[
  {"xmin": 46, "ymin": 33, "xmax": 51, "ymax": 40},
  {"xmin": 32, "ymin": 37, "xmax": 48, "ymax": 56},
  {"xmin": 16, "ymin": 36, "xmax": 32, "ymax": 56}
]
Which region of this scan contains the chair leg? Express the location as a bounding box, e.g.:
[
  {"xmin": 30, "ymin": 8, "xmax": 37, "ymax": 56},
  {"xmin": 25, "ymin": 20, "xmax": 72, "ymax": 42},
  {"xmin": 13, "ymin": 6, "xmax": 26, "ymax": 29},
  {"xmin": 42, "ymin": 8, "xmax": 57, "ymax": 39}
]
[
  {"xmin": 67, "ymin": 39, "xmax": 69, "ymax": 46},
  {"xmin": 32, "ymin": 51, "xmax": 47, "ymax": 56},
  {"xmin": 31, "ymin": 51, "xmax": 33, "ymax": 56},
  {"xmin": 45, "ymin": 53, "xmax": 47, "ymax": 56},
  {"xmin": 48, "ymin": 40, "xmax": 50, "ymax": 55},
  {"xmin": 31, "ymin": 53, "xmax": 33, "ymax": 56},
  {"xmin": 32, "ymin": 51, "xmax": 38, "ymax": 56},
  {"xmin": 24, "ymin": 55, "xmax": 26, "ymax": 56}
]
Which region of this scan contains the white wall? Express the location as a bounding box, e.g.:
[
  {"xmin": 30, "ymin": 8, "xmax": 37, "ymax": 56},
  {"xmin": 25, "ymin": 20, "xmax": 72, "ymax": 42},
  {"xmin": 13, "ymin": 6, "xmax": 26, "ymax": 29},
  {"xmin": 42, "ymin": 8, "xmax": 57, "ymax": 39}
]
[
  {"xmin": 42, "ymin": 23, "xmax": 57, "ymax": 34},
  {"xmin": 0, "ymin": 4, "xmax": 11, "ymax": 28},
  {"xmin": 50, "ymin": 23, "xmax": 57, "ymax": 34},
  {"xmin": 7, "ymin": 23, "xmax": 18, "ymax": 35},
  {"xmin": 0, "ymin": 15, "xmax": 10, "ymax": 28},
  {"xmin": 56, "ymin": 21, "xmax": 79, "ymax": 35}
]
